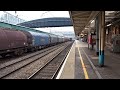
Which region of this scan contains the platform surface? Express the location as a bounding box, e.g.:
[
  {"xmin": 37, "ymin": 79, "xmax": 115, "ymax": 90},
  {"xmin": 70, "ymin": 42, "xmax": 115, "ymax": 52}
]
[{"xmin": 56, "ymin": 40, "xmax": 120, "ymax": 79}]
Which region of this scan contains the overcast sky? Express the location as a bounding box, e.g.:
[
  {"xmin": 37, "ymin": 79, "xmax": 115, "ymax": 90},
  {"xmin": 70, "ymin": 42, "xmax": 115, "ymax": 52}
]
[
  {"xmin": 5, "ymin": 11, "xmax": 75, "ymax": 37},
  {"xmin": 6, "ymin": 11, "xmax": 70, "ymax": 21}
]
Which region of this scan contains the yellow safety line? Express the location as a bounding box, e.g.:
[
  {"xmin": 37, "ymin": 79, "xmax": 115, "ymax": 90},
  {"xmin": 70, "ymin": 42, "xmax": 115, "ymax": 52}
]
[{"xmin": 78, "ymin": 47, "xmax": 89, "ymax": 79}]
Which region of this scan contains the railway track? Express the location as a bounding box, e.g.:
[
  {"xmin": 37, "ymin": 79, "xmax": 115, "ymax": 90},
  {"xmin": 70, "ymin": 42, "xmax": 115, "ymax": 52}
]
[
  {"xmin": 0, "ymin": 43, "xmax": 64, "ymax": 69},
  {"xmin": 28, "ymin": 41, "xmax": 73, "ymax": 79},
  {"xmin": 0, "ymin": 41, "xmax": 72, "ymax": 79}
]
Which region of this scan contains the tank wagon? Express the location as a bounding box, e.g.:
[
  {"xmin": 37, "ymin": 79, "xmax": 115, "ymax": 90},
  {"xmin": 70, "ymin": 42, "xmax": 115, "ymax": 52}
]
[
  {"xmin": 0, "ymin": 28, "xmax": 28, "ymax": 57},
  {"xmin": 0, "ymin": 22, "xmax": 71, "ymax": 57}
]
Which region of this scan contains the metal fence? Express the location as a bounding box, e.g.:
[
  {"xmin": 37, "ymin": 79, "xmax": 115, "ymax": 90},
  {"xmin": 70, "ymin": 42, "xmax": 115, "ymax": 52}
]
[{"xmin": 0, "ymin": 11, "xmax": 26, "ymax": 25}]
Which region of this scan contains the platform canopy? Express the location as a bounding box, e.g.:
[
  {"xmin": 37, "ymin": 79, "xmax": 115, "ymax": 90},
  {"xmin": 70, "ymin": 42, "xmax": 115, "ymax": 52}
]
[
  {"xmin": 69, "ymin": 11, "xmax": 100, "ymax": 36},
  {"xmin": 18, "ymin": 17, "xmax": 73, "ymax": 28},
  {"xmin": 69, "ymin": 11, "xmax": 120, "ymax": 36}
]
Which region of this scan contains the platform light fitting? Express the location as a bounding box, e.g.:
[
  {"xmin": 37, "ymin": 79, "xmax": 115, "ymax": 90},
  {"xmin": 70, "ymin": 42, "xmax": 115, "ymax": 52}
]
[
  {"xmin": 107, "ymin": 23, "xmax": 112, "ymax": 27},
  {"xmin": 91, "ymin": 19, "xmax": 95, "ymax": 24},
  {"xmin": 85, "ymin": 27, "xmax": 89, "ymax": 29}
]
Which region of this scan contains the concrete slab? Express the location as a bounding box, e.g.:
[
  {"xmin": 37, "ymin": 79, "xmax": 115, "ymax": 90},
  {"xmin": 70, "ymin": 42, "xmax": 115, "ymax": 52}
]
[
  {"xmin": 57, "ymin": 40, "xmax": 100, "ymax": 79},
  {"xmin": 79, "ymin": 40, "xmax": 120, "ymax": 79}
]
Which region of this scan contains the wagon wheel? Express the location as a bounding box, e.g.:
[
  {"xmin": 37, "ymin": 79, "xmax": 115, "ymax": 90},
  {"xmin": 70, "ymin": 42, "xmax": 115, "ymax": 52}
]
[
  {"xmin": 14, "ymin": 50, "xmax": 19, "ymax": 56},
  {"xmin": 14, "ymin": 49, "xmax": 24, "ymax": 56},
  {"xmin": 1, "ymin": 54, "xmax": 6, "ymax": 58}
]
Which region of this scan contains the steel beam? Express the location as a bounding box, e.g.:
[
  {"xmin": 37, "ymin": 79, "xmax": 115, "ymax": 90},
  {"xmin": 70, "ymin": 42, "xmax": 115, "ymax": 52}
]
[
  {"xmin": 85, "ymin": 11, "xmax": 100, "ymax": 29},
  {"xmin": 99, "ymin": 11, "xmax": 105, "ymax": 67},
  {"xmin": 95, "ymin": 16, "xmax": 99, "ymax": 55}
]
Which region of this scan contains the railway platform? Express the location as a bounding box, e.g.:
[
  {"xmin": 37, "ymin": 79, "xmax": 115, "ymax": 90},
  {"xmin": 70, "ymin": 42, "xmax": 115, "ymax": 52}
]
[{"xmin": 56, "ymin": 40, "xmax": 120, "ymax": 79}]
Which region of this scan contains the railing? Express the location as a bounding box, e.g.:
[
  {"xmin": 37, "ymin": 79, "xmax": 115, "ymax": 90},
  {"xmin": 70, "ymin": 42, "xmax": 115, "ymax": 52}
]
[{"xmin": 0, "ymin": 11, "xmax": 26, "ymax": 25}]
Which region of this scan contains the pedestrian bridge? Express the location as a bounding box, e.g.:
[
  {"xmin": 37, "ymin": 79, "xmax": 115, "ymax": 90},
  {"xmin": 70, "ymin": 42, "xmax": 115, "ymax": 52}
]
[{"xmin": 18, "ymin": 17, "xmax": 73, "ymax": 28}]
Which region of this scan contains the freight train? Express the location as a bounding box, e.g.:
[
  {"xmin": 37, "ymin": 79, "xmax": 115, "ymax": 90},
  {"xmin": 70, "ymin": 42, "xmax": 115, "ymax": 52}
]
[{"xmin": 0, "ymin": 22, "xmax": 71, "ymax": 58}]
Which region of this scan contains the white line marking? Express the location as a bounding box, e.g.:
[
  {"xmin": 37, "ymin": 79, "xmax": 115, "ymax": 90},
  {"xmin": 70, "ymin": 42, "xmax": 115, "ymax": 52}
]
[{"xmin": 56, "ymin": 41, "xmax": 75, "ymax": 79}]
